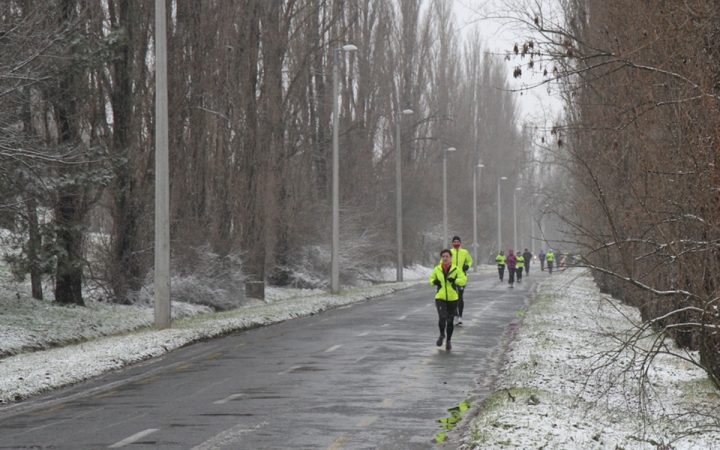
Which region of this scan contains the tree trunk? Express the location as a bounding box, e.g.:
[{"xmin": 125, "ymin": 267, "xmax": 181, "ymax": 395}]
[
  {"xmin": 26, "ymin": 196, "xmax": 43, "ymax": 300},
  {"xmin": 54, "ymin": 191, "xmax": 85, "ymax": 306}
]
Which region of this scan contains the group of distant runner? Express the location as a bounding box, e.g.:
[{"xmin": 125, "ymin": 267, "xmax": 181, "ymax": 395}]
[{"xmin": 428, "ymin": 236, "xmax": 573, "ymax": 351}]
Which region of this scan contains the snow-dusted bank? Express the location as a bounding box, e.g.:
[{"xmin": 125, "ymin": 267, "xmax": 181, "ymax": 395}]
[
  {"xmin": 0, "ymin": 265, "xmax": 443, "ymax": 404},
  {"xmin": 460, "ymin": 268, "xmax": 720, "ymax": 450}
]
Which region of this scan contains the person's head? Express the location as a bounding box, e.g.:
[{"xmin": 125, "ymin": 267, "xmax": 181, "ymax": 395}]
[
  {"xmin": 524, "ymin": 248, "xmax": 528, "ymax": 252},
  {"xmin": 452, "ymin": 236, "xmax": 461, "ymax": 249},
  {"xmin": 509, "ymin": 249, "xmax": 514, "ymax": 255},
  {"xmin": 499, "ymin": 250, "xmax": 504, "ymax": 255},
  {"xmin": 440, "ymin": 249, "xmax": 452, "ymax": 264}
]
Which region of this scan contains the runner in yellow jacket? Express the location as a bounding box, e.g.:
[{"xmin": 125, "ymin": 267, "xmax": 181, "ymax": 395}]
[
  {"xmin": 440, "ymin": 236, "xmax": 473, "ymax": 326},
  {"xmin": 429, "ymin": 249, "xmax": 467, "ymax": 351},
  {"xmin": 495, "ymin": 251, "xmax": 506, "ymax": 282}
]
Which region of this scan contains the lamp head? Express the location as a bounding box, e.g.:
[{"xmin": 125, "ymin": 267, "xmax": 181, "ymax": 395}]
[
  {"xmin": 500, "ymin": 176, "xmax": 507, "ymax": 180},
  {"xmin": 478, "ymin": 164, "xmax": 484, "ymax": 168},
  {"xmin": 342, "ymin": 44, "xmax": 358, "ymax": 52},
  {"xmin": 445, "ymin": 147, "xmax": 456, "ymax": 152},
  {"xmin": 402, "ymin": 109, "xmax": 414, "ymax": 115}
]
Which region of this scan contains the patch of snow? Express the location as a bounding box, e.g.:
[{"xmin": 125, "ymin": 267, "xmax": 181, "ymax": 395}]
[
  {"xmin": 0, "ymin": 280, "xmax": 424, "ymax": 403},
  {"xmin": 459, "ymin": 269, "xmax": 720, "ymax": 449}
]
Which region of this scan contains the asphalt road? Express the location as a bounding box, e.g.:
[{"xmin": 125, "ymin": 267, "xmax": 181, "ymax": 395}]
[{"xmin": 0, "ymin": 269, "xmax": 540, "ymax": 449}]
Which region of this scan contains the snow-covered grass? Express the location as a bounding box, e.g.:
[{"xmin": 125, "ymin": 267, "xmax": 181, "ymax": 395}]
[
  {"xmin": 0, "ymin": 265, "xmax": 434, "ymax": 404},
  {"xmin": 461, "ymin": 268, "xmax": 720, "ymax": 450},
  {"xmin": 7, "ymin": 263, "xmax": 717, "ymax": 449}
]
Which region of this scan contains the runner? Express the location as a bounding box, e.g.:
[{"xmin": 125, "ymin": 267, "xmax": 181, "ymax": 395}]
[
  {"xmin": 495, "ymin": 250, "xmax": 506, "ymax": 282},
  {"xmin": 448, "ymin": 236, "xmax": 472, "ymax": 326},
  {"xmin": 506, "ymin": 249, "xmax": 517, "ymax": 288},
  {"xmin": 429, "ymin": 249, "xmax": 467, "ymax": 351}
]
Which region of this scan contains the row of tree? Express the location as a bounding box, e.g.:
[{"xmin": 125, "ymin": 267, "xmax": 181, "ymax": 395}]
[
  {"xmin": 0, "ymin": 1, "xmax": 526, "ymax": 306},
  {"xmin": 515, "ymin": 0, "xmax": 720, "ymax": 386}
]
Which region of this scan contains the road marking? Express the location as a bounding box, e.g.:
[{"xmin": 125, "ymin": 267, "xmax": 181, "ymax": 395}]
[
  {"xmin": 380, "ymin": 399, "xmax": 393, "ymax": 408},
  {"xmin": 395, "ymin": 384, "xmax": 407, "ymax": 393},
  {"xmin": 190, "ymin": 422, "xmax": 266, "ymax": 450},
  {"xmin": 233, "ymin": 342, "xmax": 246, "ymax": 348},
  {"xmin": 321, "ymin": 318, "xmax": 329, "ymax": 322},
  {"xmin": 108, "ymin": 429, "xmax": 159, "ymax": 448},
  {"xmin": 421, "ymin": 358, "xmax": 432, "ymax": 365},
  {"xmin": 279, "ymin": 365, "xmax": 302, "ymax": 375},
  {"xmin": 34, "ymin": 404, "xmax": 66, "ymax": 415},
  {"xmin": 206, "ymin": 352, "xmax": 223, "ymax": 360},
  {"xmin": 410, "ymin": 368, "xmax": 421, "ymax": 377},
  {"xmin": 328, "ymin": 436, "xmax": 350, "ymax": 449},
  {"xmin": 137, "ymin": 376, "xmax": 159, "ymax": 384},
  {"xmin": 175, "ymin": 364, "xmax": 193, "ymax": 371},
  {"xmin": 94, "ymin": 391, "xmax": 118, "ymax": 399},
  {"xmin": 398, "ymin": 315, "xmax": 407, "ymax": 320},
  {"xmin": 357, "ymin": 332, "xmax": 369, "ymax": 336},
  {"xmin": 357, "ymin": 416, "xmax": 377, "ymax": 427},
  {"xmin": 214, "ymin": 393, "xmax": 244, "ymax": 404},
  {"xmin": 325, "ymin": 344, "xmax": 342, "ymax": 353},
  {"xmin": 381, "ymin": 324, "xmax": 389, "ymax": 327}
]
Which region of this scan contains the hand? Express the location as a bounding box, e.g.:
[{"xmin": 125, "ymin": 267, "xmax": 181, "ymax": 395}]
[
  {"xmin": 447, "ymin": 277, "xmax": 456, "ymax": 284},
  {"xmin": 462, "ymin": 264, "xmax": 469, "ymax": 272},
  {"xmin": 433, "ymin": 279, "xmax": 441, "ymax": 287}
]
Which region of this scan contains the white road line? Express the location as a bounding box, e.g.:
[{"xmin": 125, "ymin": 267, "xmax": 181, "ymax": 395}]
[
  {"xmin": 398, "ymin": 316, "xmax": 407, "ymax": 320},
  {"xmin": 324, "ymin": 344, "xmax": 342, "ymax": 353},
  {"xmin": 214, "ymin": 393, "xmax": 244, "ymax": 404},
  {"xmin": 108, "ymin": 429, "xmax": 159, "ymax": 448},
  {"xmin": 357, "ymin": 332, "xmax": 369, "ymax": 336},
  {"xmin": 381, "ymin": 324, "xmax": 389, "ymax": 327},
  {"xmin": 279, "ymin": 365, "xmax": 302, "ymax": 375},
  {"xmin": 190, "ymin": 422, "xmax": 267, "ymax": 450}
]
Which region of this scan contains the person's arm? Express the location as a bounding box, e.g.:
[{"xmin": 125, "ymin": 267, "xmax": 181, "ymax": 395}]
[
  {"xmin": 464, "ymin": 249, "xmax": 473, "ymax": 270},
  {"xmin": 455, "ymin": 268, "xmax": 468, "ymax": 287},
  {"xmin": 430, "ymin": 269, "xmax": 441, "ymax": 287}
]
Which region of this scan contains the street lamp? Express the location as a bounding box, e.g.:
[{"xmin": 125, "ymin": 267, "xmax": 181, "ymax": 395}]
[
  {"xmin": 514, "ymin": 187, "xmax": 521, "ymax": 250},
  {"xmin": 443, "ymin": 147, "xmax": 457, "ymax": 247},
  {"xmin": 395, "ymin": 108, "xmax": 414, "ymax": 282},
  {"xmin": 331, "ymin": 44, "xmax": 357, "ymax": 295},
  {"xmin": 497, "ymin": 176, "xmax": 507, "ymax": 252},
  {"xmin": 154, "ymin": 0, "xmax": 170, "ymax": 329},
  {"xmin": 473, "ymin": 163, "xmax": 484, "ymax": 272}
]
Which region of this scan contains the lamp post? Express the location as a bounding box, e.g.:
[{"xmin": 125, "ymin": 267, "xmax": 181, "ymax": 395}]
[
  {"xmin": 395, "ymin": 109, "xmax": 413, "ymax": 282},
  {"xmin": 154, "ymin": 0, "xmax": 170, "ymax": 329},
  {"xmin": 514, "ymin": 187, "xmax": 521, "ymax": 250},
  {"xmin": 331, "ymin": 44, "xmax": 357, "ymax": 295},
  {"xmin": 443, "ymin": 147, "xmax": 457, "ymax": 247},
  {"xmin": 473, "ymin": 163, "xmax": 484, "ymax": 272},
  {"xmin": 497, "ymin": 176, "xmax": 507, "ymax": 252}
]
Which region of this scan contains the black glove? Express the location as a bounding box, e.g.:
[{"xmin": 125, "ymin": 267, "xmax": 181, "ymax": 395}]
[
  {"xmin": 462, "ymin": 264, "xmax": 469, "ymax": 272},
  {"xmin": 447, "ymin": 277, "xmax": 456, "ymax": 284},
  {"xmin": 433, "ymin": 279, "xmax": 441, "ymax": 287}
]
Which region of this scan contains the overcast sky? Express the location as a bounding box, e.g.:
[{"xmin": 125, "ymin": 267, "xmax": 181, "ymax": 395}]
[{"xmin": 452, "ymin": 0, "xmax": 564, "ymax": 128}]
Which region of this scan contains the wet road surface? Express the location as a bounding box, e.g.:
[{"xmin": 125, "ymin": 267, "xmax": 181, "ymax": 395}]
[{"xmin": 0, "ymin": 271, "xmax": 540, "ymax": 449}]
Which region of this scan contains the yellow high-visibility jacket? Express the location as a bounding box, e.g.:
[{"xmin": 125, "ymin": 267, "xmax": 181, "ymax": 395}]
[
  {"xmin": 516, "ymin": 255, "xmax": 524, "ymax": 268},
  {"xmin": 546, "ymin": 251, "xmax": 555, "ymax": 262},
  {"xmin": 495, "ymin": 254, "xmax": 506, "ymax": 265},
  {"xmin": 429, "ymin": 263, "xmax": 467, "ymax": 301},
  {"xmin": 438, "ymin": 248, "xmax": 473, "ymax": 273}
]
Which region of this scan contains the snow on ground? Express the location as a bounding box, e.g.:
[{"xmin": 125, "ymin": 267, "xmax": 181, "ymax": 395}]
[
  {"xmin": 460, "ymin": 268, "xmax": 720, "ymax": 450},
  {"xmin": 3, "ymin": 263, "xmax": 719, "ymax": 449},
  {"xmin": 0, "ymin": 264, "xmax": 436, "ymax": 404}
]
